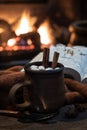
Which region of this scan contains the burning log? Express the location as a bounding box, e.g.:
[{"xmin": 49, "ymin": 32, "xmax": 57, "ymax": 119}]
[
  {"xmin": 20, "ymin": 31, "xmax": 41, "ymax": 49},
  {"xmin": 0, "ymin": 19, "xmax": 16, "ymax": 44}
]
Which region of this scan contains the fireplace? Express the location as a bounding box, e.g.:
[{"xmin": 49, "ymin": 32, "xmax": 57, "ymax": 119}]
[{"xmin": 0, "ymin": 0, "xmax": 87, "ymax": 69}]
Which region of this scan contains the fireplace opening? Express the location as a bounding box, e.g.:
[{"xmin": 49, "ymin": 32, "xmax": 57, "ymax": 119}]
[
  {"xmin": 0, "ymin": 18, "xmax": 41, "ymax": 69},
  {"xmin": 0, "ymin": 0, "xmax": 87, "ymax": 69}
]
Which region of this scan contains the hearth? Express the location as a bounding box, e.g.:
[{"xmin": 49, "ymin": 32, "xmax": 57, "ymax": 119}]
[
  {"xmin": 0, "ymin": 0, "xmax": 87, "ymax": 69},
  {"xmin": 0, "ymin": 30, "xmax": 41, "ymax": 69}
]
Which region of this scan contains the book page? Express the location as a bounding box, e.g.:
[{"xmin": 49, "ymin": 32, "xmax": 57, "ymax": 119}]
[
  {"xmin": 49, "ymin": 44, "xmax": 82, "ymax": 81},
  {"xmin": 72, "ymin": 45, "xmax": 87, "ymax": 81},
  {"xmin": 30, "ymin": 43, "xmax": 87, "ymax": 81}
]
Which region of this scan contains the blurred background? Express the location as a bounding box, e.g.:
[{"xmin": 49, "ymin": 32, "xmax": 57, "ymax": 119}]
[{"xmin": 0, "ymin": 0, "xmax": 87, "ymax": 69}]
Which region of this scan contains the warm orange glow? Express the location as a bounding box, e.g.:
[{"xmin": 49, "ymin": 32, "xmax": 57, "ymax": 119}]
[
  {"xmin": 14, "ymin": 11, "xmax": 54, "ymax": 45},
  {"xmin": 27, "ymin": 39, "xmax": 33, "ymax": 45},
  {"xmin": 37, "ymin": 20, "xmax": 54, "ymax": 45},
  {"xmin": 0, "ymin": 12, "xmax": 56, "ymax": 52},
  {"xmin": 0, "ymin": 28, "xmax": 4, "ymax": 33},
  {"xmin": 0, "ymin": 46, "xmax": 3, "ymax": 51},
  {"xmin": 7, "ymin": 38, "xmax": 16, "ymax": 47},
  {"xmin": 15, "ymin": 11, "xmax": 37, "ymax": 35}
]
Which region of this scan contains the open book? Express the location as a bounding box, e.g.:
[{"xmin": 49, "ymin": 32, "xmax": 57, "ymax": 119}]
[{"xmin": 30, "ymin": 43, "xmax": 87, "ymax": 82}]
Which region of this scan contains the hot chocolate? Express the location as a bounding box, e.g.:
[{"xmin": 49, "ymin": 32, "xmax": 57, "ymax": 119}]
[{"xmin": 30, "ymin": 65, "xmax": 60, "ymax": 71}]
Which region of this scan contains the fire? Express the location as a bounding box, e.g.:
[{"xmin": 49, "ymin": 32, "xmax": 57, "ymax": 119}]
[
  {"xmin": 37, "ymin": 20, "xmax": 54, "ymax": 45},
  {"xmin": 15, "ymin": 11, "xmax": 37, "ymax": 35},
  {"xmin": 14, "ymin": 11, "xmax": 54, "ymax": 45},
  {"xmin": 7, "ymin": 38, "xmax": 16, "ymax": 47},
  {"xmin": 15, "ymin": 16, "xmax": 32, "ymax": 35},
  {"xmin": 0, "ymin": 12, "xmax": 55, "ymax": 51},
  {"xmin": 5, "ymin": 37, "xmax": 34, "ymax": 51}
]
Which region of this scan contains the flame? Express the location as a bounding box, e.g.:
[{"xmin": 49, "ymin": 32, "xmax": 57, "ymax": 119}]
[
  {"xmin": 37, "ymin": 20, "xmax": 54, "ymax": 45},
  {"xmin": 13, "ymin": 11, "xmax": 55, "ymax": 46},
  {"xmin": 15, "ymin": 11, "xmax": 37, "ymax": 36}
]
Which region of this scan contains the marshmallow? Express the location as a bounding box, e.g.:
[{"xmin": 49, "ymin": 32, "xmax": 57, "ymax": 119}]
[
  {"xmin": 54, "ymin": 67, "xmax": 60, "ymax": 70},
  {"xmin": 45, "ymin": 67, "xmax": 53, "ymax": 71},
  {"xmin": 30, "ymin": 65, "xmax": 60, "ymax": 71},
  {"xmin": 30, "ymin": 65, "xmax": 39, "ymax": 70},
  {"xmin": 38, "ymin": 65, "xmax": 45, "ymax": 70}
]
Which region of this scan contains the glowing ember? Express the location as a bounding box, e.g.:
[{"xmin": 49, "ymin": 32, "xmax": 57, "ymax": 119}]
[
  {"xmin": 27, "ymin": 39, "xmax": 33, "ymax": 45},
  {"xmin": 7, "ymin": 38, "xmax": 16, "ymax": 47},
  {"xmin": 0, "ymin": 46, "xmax": 3, "ymax": 51},
  {"xmin": 37, "ymin": 20, "xmax": 54, "ymax": 45},
  {"xmin": 0, "ymin": 35, "xmax": 35, "ymax": 51}
]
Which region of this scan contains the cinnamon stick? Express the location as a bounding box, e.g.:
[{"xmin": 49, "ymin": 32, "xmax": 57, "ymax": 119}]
[
  {"xmin": 42, "ymin": 48, "xmax": 50, "ymax": 68},
  {"xmin": 52, "ymin": 52, "xmax": 59, "ymax": 69}
]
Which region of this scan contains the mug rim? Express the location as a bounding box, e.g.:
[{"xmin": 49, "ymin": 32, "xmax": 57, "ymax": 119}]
[
  {"xmin": 24, "ymin": 61, "xmax": 64, "ymax": 74},
  {"xmin": 69, "ymin": 20, "xmax": 87, "ymax": 34}
]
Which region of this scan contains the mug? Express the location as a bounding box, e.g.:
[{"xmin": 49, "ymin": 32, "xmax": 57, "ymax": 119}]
[
  {"xmin": 9, "ymin": 62, "xmax": 65, "ymax": 114},
  {"xmin": 0, "ymin": 82, "xmax": 23, "ymax": 110},
  {"xmin": 69, "ymin": 20, "xmax": 87, "ymax": 46}
]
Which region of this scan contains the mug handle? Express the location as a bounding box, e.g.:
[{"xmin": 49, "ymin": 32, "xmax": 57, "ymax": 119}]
[{"xmin": 9, "ymin": 81, "xmax": 31, "ymax": 110}]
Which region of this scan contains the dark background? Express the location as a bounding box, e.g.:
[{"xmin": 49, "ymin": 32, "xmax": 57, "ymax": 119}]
[{"xmin": 0, "ymin": 0, "xmax": 48, "ymax": 3}]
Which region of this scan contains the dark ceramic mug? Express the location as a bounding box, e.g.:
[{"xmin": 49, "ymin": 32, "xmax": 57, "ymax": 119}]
[
  {"xmin": 69, "ymin": 20, "xmax": 87, "ymax": 46},
  {"xmin": 9, "ymin": 62, "xmax": 65, "ymax": 114}
]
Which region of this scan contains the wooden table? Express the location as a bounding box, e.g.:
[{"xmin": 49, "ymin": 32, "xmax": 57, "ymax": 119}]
[{"xmin": 0, "ymin": 105, "xmax": 87, "ymax": 130}]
